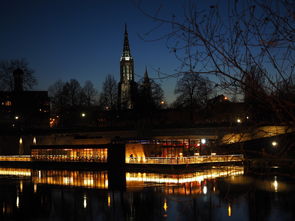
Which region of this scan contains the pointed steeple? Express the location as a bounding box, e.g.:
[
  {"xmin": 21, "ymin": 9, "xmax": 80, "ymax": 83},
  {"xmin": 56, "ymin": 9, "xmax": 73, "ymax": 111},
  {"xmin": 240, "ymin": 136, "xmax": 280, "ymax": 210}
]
[
  {"xmin": 122, "ymin": 24, "xmax": 132, "ymax": 58},
  {"xmin": 119, "ymin": 24, "xmax": 135, "ymax": 110},
  {"xmin": 143, "ymin": 66, "xmax": 150, "ymax": 84}
]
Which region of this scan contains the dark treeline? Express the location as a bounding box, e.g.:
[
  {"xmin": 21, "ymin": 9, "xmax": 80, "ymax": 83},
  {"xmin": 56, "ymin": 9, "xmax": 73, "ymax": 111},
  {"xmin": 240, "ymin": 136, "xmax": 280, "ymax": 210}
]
[
  {"xmin": 46, "ymin": 72, "xmax": 166, "ymax": 128},
  {"xmin": 2, "ymin": 59, "xmax": 295, "ymax": 129}
]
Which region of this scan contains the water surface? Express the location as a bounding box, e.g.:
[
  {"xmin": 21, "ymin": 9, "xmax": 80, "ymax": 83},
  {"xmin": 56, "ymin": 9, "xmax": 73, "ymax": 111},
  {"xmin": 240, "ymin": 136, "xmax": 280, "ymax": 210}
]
[{"xmin": 0, "ymin": 166, "xmax": 294, "ymax": 221}]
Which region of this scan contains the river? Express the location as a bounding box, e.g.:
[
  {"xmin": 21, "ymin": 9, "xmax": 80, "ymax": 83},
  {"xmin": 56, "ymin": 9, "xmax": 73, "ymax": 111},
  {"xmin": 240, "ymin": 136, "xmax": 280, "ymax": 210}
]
[{"xmin": 0, "ymin": 165, "xmax": 294, "ymax": 220}]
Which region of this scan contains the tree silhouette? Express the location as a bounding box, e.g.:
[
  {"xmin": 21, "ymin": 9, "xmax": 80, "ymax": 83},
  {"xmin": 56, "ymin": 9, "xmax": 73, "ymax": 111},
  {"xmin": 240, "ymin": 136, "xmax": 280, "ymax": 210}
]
[
  {"xmin": 99, "ymin": 74, "xmax": 118, "ymax": 110},
  {"xmin": 174, "ymin": 74, "xmax": 212, "ymax": 109},
  {"xmin": 0, "ymin": 59, "xmax": 37, "ymax": 91},
  {"xmin": 139, "ymin": 0, "xmax": 295, "ymax": 126},
  {"xmin": 81, "ymin": 80, "xmax": 97, "ymax": 106}
]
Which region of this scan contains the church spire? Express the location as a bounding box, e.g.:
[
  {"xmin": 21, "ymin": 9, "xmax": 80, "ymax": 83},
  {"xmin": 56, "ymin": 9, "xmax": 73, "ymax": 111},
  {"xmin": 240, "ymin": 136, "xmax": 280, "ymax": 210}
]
[
  {"xmin": 143, "ymin": 66, "xmax": 150, "ymax": 84},
  {"xmin": 122, "ymin": 24, "xmax": 132, "ymax": 58},
  {"xmin": 118, "ymin": 24, "xmax": 135, "ymax": 109}
]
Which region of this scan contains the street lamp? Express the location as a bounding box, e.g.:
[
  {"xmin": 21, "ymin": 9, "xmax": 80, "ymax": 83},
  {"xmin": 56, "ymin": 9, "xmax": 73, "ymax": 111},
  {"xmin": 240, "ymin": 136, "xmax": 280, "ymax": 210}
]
[
  {"xmin": 201, "ymin": 138, "xmax": 206, "ymax": 145},
  {"xmin": 81, "ymin": 112, "xmax": 86, "ymax": 118}
]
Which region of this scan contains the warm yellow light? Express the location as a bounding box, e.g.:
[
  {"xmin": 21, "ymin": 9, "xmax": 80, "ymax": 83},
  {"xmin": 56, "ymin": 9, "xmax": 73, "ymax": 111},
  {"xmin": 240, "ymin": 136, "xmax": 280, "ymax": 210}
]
[
  {"xmin": 83, "ymin": 195, "xmax": 87, "ymax": 208},
  {"xmin": 16, "ymin": 194, "xmax": 20, "ymax": 208},
  {"xmin": 0, "ymin": 168, "xmax": 31, "ymax": 176},
  {"xmin": 20, "ymin": 181, "xmax": 23, "ymax": 192},
  {"xmin": 83, "ymin": 179, "xmax": 94, "ymax": 186},
  {"xmin": 160, "ymin": 100, "xmax": 165, "ymax": 105},
  {"xmin": 125, "ymin": 166, "xmax": 244, "ymax": 184},
  {"xmin": 203, "ymin": 186, "xmax": 207, "ymax": 194},
  {"xmin": 15, "ymin": 116, "xmax": 19, "ymax": 120},
  {"xmin": 4, "ymin": 101, "xmax": 12, "ymax": 106},
  {"xmin": 228, "ymin": 204, "xmax": 232, "ymax": 216},
  {"xmin": 33, "ymin": 137, "xmax": 37, "ymax": 145},
  {"xmin": 34, "ymin": 184, "xmax": 37, "ymax": 193},
  {"xmin": 19, "ymin": 137, "xmax": 23, "ymax": 145},
  {"xmin": 272, "ymin": 141, "xmax": 278, "ymax": 147},
  {"xmin": 236, "ymin": 118, "xmax": 242, "ymax": 123},
  {"xmin": 163, "ymin": 199, "xmax": 168, "ymax": 212},
  {"xmin": 81, "ymin": 113, "xmax": 86, "ymax": 118},
  {"xmin": 201, "ymin": 138, "xmax": 206, "ymax": 144},
  {"xmin": 108, "ymin": 194, "xmax": 111, "ymax": 207},
  {"xmin": 273, "ymin": 176, "xmax": 278, "ymax": 192}
]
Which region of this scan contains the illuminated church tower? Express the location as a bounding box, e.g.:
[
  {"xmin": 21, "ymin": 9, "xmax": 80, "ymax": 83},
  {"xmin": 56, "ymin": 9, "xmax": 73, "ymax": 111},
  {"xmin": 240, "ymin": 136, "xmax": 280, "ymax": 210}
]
[{"xmin": 118, "ymin": 25, "xmax": 137, "ymax": 109}]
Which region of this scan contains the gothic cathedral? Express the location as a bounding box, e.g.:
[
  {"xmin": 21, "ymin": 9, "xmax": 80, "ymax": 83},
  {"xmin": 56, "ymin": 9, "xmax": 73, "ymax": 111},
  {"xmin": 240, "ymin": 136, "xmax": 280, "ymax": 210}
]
[{"xmin": 118, "ymin": 25, "xmax": 137, "ymax": 109}]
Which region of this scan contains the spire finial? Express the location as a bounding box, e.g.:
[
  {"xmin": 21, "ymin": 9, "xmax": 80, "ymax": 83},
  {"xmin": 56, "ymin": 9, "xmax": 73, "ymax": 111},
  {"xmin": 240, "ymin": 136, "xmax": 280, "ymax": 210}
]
[
  {"xmin": 122, "ymin": 24, "xmax": 131, "ymax": 58},
  {"xmin": 144, "ymin": 66, "xmax": 148, "ymax": 78},
  {"xmin": 143, "ymin": 66, "xmax": 150, "ymax": 85}
]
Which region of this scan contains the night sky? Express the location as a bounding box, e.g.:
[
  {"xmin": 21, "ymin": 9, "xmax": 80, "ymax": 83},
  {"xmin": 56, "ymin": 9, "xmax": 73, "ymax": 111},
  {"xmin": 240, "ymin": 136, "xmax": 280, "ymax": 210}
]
[{"xmin": 1, "ymin": 0, "xmax": 203, "ymax": 103}]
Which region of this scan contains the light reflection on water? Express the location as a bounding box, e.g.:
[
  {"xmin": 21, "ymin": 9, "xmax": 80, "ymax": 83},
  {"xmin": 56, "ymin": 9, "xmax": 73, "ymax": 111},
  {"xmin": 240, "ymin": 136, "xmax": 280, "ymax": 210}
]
[{"xmin": 0, "ymin": 166, "xmax": 294, "ymax": 220}]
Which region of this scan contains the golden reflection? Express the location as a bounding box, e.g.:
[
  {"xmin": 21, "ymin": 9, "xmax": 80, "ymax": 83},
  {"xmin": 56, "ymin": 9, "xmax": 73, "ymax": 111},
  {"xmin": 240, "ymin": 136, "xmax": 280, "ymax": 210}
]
[
  {"xmin": 126, "ymin": 166, "xmax": 244, "ymax": 194},
  {"xmin": 107, "ymin": 193, "xmax": 111, "ymax": 207},
  {"xmin": 83, "ymin": 194, "xmax": 87, "ymax": 208},
  {"xmin": 32, "ymin": 170, "xmax": 108, "ymax": 189},
  {"xmin": 20, "ymin": 181, "xmax": 23, "ymax": 193},
  {"xmin": 0, "ymin": 168, "xmax": 31, "ymax": 176},
  {"xmin": 126, "ymin": 166, "xmax": 243, "ymax": 184},
  {"xmin": 34, "ymin": 184, "xmax": 37, "ymax": 193},
  {"xmin": 273, "ymin": 176, "xmax": 278, "ymax": 192},
  {"xmin": 228, "ymin": 204, "xmax": 232, "ymax": 216},
  {"xmin": 163, "ymin": 199, "xmax": 168, "ymax": 212},
  {"xmin": 16, "ymin": 194, "xmax": 19, "ymax": 208}
]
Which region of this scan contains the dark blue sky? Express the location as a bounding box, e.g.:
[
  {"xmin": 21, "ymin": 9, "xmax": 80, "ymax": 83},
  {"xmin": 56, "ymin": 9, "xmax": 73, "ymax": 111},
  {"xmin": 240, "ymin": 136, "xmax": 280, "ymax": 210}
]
[{"xmin": 1, "ymin": 0, "xmax": 198, "ymax": 103}]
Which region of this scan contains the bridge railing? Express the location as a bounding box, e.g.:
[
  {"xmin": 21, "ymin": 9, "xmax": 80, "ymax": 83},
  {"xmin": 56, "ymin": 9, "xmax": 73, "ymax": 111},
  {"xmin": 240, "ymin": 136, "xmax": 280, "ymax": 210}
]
[
  {"xmin": 0, "ymin": 155, "xmax": 31, "ymax": 162},
  {"xmin": 127, "ymin": 154, "xmax": 244, "ymax": 165}
]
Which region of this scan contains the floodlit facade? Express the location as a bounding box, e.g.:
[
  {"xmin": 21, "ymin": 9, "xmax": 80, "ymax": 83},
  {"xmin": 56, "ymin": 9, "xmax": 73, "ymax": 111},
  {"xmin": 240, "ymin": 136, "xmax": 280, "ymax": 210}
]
[
  {"xmin": 31, "ymin": 145, "xmax": 108, "ymax": 163},
  {"xmin": 118, "ymin": 25, "xmax": 137, "ymax": 109}
]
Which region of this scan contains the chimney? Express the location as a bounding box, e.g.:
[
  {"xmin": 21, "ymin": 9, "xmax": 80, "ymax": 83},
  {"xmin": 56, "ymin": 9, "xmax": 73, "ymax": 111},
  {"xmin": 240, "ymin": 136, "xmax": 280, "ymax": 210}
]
[{"xmin": 13, "ymin": 68, "xmax": 24, "ymax": 92}]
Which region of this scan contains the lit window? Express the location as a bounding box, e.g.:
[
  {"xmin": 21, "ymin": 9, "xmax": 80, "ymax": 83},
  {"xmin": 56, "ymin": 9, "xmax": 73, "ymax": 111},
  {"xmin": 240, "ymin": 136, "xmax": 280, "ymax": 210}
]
[{"xmin": 4, "ymin": 101, "xmax": 12, "ymax": 106}]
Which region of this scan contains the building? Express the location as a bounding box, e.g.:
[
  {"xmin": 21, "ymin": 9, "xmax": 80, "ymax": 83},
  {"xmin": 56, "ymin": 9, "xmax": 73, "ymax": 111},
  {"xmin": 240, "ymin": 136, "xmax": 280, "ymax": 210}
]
[
  {"xmin": 0, "ymin": 68, "xmax": 50, "ymax": 129},
  {"xmin": 118, "ymin": 25, "xmax": 137, "ymax": 109}
]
